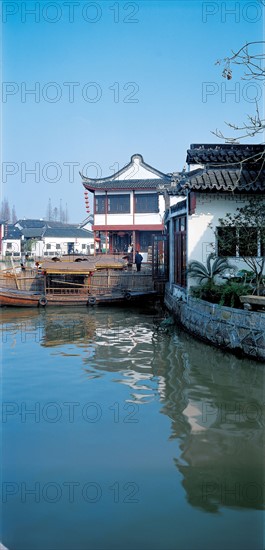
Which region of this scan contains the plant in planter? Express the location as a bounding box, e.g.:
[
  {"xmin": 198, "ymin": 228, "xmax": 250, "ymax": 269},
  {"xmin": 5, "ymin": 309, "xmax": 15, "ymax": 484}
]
[
  {"xmin": 188, "ymin": 253, "xmax": 234, "ymax": 284},
  {"xmin": 190, "ymin": 281, "xmax": 253, "ymax": 308},
  {"xmin": 187, "ymin": 254, "xmax": 252, "ymax": 308}
]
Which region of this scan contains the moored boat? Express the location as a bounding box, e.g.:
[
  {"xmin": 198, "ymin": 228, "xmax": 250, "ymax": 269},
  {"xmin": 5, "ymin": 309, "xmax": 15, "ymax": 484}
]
[
  {"xmin": 0, "ymin": 255, "xmax": 156, "ymax": 307},
  {"xmin": 0, "ymin": 287, "xmax": 43, "ymax": 307}
]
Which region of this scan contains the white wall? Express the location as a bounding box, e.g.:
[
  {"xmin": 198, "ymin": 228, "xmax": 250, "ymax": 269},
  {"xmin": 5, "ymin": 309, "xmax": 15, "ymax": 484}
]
[
  {"xmin": 31, "ymin": 240, "xmax": 44, "ymax": 257},
  {"xmin": 42, "ymin": 236, "xmax": 94, "ymax": 256},
  {"xmin": 134, "ymin": 213, "xmax": 162, "ymax": 225},
  {"xmin": 117, "ymin": 155, "xmax": 161, "ymax": 180},
  {"xmin": 188, "ymin": 193, "xmax": 262, "ymax": 272},
  {"xmin": 94, "ymin": 190, "xmax": 165, "ymax": 227},
  {"xmin": 2, "ymin": 240, "xmax": 21, "ymax": 256}
]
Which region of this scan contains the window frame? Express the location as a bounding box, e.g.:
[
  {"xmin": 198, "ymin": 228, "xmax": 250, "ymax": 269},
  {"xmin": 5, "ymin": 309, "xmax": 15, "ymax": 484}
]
[
  {"xmin": 217, "ymin": 226, "xmax": 260, "ymax": 258},
  {"xmin": 135, "ymin": 193, "xmax": 159, "ymax": 214},
  {"xmin": 95, "ymin": 195, "xmax": 106, "ymax": 214},
  {"xmin": 107, "ymin": 194, "xmax": 130, "ymax": 214}
]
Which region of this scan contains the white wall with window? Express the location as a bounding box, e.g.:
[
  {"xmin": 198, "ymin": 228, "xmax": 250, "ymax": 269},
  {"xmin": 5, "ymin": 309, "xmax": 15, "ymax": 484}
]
[
  {"xmin": 2, "ymin": 239, "xmax": 21, "ymax": 257},
  {"xmin": 94, "ymin": 190, "xmax": 164, "ymax": 227},
  {"xmin": 188, "ymin": 193, "xmax": 263, "ymax": 273},
  {"xmin": 42, "ymin": 236, "xmax": 94, "ymax": 256}
]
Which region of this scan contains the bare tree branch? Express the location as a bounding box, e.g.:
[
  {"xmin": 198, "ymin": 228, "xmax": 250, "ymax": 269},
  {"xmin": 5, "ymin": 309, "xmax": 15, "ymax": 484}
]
[{"xmin": 214, "ymin": 40, "xmax": 265, "ymax": 143}]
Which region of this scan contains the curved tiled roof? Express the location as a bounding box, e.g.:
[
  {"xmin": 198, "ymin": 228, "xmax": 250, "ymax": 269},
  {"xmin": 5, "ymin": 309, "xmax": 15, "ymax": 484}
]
[
  {"xmin": 80, "ymin": 153, "xmax": 170, "ymax": 183},
  {"xmin": 83, "ymin": 177, "xmax": 171, "ymax": 192},
  {"xmin": 178, "ymin": 169, "xmax": 265, "ymax": 193},
  {"xmin": 186, "ymin": 144, "xmax": 265, "ymax": 166}
]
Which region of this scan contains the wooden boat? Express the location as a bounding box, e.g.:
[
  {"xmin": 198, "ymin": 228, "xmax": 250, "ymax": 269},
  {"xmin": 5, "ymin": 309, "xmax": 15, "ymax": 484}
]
[
  {"xmin": 0, "ymin": 256, "xmax": 156, "ymax": 307},
  {"xmin": 0, "ymin": 287, "xmax": 43, "ymax": 307}
]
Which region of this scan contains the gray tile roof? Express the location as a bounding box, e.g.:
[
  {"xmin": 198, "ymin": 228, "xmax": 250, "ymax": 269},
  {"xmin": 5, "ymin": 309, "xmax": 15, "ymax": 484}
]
[
  {"xmin": 16, "ymin": 219, "xmax": 73, "ymax": 229},
  {"xmin": 44, "ymin": 227, "xmax": 93, "ymax": 238},
  {"xmin": 16, "ymin": 219, "xmax": 46, "ymax": 229},
  {"xmin": 22, "ymin": 228, "xmax": 45, "ymax": 238},
  {"xmin": 3, "ymin": 225, "xmax": 22, "ymax": 240},
  {"xmin": 83, "ymin": 178, "xmax": 171, "ymax": 192},
  {"xmin": 186, "ymin": 144, "xmax": 265, "ymax": 166},
  {"xmin": 177, "ymin": 169, "xmax": 265, "ymax": 193}
]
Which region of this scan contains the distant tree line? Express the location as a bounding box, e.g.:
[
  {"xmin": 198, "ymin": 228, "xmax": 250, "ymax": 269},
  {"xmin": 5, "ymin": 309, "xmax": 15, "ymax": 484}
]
[
  {"xmin": 46, "ymin": 198, "xmax": 68, "ymax": 223},
  {"xmin": 0, "ymin": 198, "xmax": 17, "ymax": 223},
  {"xmin": 0, "ymin": 197, "xmax": 69, "ymax": 225}
]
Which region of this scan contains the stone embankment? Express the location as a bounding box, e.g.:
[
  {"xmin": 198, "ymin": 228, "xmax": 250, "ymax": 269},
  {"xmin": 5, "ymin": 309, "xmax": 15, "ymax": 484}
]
[{"xmin": 165, "ymin": 288, "xmax": 265, "ymax": 362}]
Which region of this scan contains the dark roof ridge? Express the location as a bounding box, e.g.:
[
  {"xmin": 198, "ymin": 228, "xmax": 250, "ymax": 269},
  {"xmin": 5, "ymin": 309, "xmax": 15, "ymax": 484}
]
[
  {"xmin": 177, "ymin": 167, "xmax": 265, "ymax": 193},
  {"xmin": 80, "ymin": 153, "xmax": 169, "ymax": 183},
  {"xmin": 189, "ymin": 143, "xmax": 265, "ymax": 150}
]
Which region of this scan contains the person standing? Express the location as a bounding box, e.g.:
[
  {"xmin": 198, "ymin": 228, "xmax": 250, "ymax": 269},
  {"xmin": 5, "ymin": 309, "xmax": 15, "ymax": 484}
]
[{"xmin": 135, "ymin": 251, "xmax": 143, "ymax": 272}]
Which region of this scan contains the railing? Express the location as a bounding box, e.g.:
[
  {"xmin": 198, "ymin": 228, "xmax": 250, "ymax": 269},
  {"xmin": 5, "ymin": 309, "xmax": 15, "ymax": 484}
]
[
  {"xmin": 0, "ymin": 269, "xmax": 156, "ymax": 299},
  {"xmin": 90, "ymin": 271, "xmax": 154, "ymax": 296},
  {"xmin": 0, "ymin": 271, "xmax": 44, "ymax": 292},
  {"xmin": 47, "ymin": 287, "xmax": 87, "ymax": 296}
]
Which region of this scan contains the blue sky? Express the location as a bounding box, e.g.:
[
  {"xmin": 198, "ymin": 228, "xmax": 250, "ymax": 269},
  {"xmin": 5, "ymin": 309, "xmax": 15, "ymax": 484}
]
[{"xmin": 1, "ymin": 0, "xmax": 264, "ymax": 222}]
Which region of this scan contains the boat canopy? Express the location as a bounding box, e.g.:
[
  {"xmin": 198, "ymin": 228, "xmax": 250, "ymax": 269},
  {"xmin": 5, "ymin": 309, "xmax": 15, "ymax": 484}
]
[{"xmin": 41, "ymin": 256, "xmax": 127, "ymax": 274}]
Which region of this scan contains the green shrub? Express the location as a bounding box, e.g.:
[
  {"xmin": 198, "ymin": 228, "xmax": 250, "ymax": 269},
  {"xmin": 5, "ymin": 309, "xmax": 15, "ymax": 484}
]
[{"xmin": 190, "ymin": 282, "xmax": 253, "ymax": 308}]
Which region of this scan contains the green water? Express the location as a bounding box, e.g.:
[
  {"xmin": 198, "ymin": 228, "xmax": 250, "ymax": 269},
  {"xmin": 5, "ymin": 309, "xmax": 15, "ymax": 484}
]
[{"xmin": 1, "ymin": 306, "xmax": 264, "ymax": 550}]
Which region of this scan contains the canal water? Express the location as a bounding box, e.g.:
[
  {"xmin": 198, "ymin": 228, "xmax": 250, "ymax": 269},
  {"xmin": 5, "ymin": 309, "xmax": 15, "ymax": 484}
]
[{"xmin": 1, "ymin": 306, "xmax": 264, "ymax": 550}]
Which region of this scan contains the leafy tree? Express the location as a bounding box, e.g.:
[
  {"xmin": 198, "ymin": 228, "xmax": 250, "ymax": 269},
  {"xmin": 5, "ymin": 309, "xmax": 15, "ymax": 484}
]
[
  {"xmin": 217, "ymin": 198, "xmax": 265, "ymax": 295},
  {"xmin": 22, "ymin": 238, "xmax": 34, "ymax": 255},
  {"xmin": 188, "ymin": 253, "xmax": 233, "ymax": 284}
]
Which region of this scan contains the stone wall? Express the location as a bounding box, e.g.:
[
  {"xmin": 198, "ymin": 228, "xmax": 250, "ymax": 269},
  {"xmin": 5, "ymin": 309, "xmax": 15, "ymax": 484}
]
[{"xmin": 164, "ymin": 287, "xmax": 265, "ymax": 362}]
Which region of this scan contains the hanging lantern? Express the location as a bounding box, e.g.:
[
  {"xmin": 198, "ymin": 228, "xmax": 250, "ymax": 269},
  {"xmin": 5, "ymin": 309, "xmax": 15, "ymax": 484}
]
[{"xmin": 84, "ymin": 190, "xmax": 90, "ymax": 214}]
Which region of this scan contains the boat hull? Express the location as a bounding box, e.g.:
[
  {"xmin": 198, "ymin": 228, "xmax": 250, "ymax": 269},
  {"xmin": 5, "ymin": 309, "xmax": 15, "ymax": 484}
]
[
  {"xmin": 0, "ymin": 288, "xmax": 90, "ymax": 307},
  {"xmin": 0, "ymin": 288, "xmax": 42, "ymax": 307}
]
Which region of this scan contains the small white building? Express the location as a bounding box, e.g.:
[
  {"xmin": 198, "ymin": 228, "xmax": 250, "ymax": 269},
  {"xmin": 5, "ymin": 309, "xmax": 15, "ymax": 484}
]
[
  {"xmin": 41, "ymin": 227, "xmax": 94, "ymax": 257},
  {"xmin": 1, "ymin": 219, "xmax": 94, "ymax": 259},
  {"xmin": 2, "ymin": 225, "xmax": 22, "ymax": 257}
]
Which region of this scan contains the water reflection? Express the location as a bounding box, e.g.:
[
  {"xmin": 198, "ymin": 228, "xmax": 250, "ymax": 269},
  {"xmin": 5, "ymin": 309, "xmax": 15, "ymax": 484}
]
[
  {"xmin": 158, "ymin": 334, "xmax": 264, "ymax": 512},
  {"xmin": 1, "ymin": 306, "xmax": 264, "ymax": 515}
]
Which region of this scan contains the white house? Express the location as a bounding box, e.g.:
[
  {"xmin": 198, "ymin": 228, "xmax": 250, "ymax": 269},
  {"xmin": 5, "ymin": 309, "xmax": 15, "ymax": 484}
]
[
  {"xmin": 2, "ymin": 225, "xmax": 22, "ymax": 257},
  {"xmin": 163, "ymin": 143, "xmax": 265, "ymax": 296},
  {"xmin": 80, "ymin": 153, "xmax": 172, "ymax": 258},
  {"xmin": 1, "ymin": 219, "xmax": 94, "ymax": 259},
  {"xmin": 41, "ymin": 226, "xmax": 94, "ymax": 257}
]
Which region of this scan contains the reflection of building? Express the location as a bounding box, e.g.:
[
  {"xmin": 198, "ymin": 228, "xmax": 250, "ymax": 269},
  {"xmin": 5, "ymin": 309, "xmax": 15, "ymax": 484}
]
[
  {"xmin": 4, "ymin": 306, "xmax": 263, "ymax": 515},
  {"xmin": 81, "ymin": 154, "xmax": 171, "ymax": 256},
  {"xmin": 157, "ymin": 333, "xmax": 264, "ymax": 513}
]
